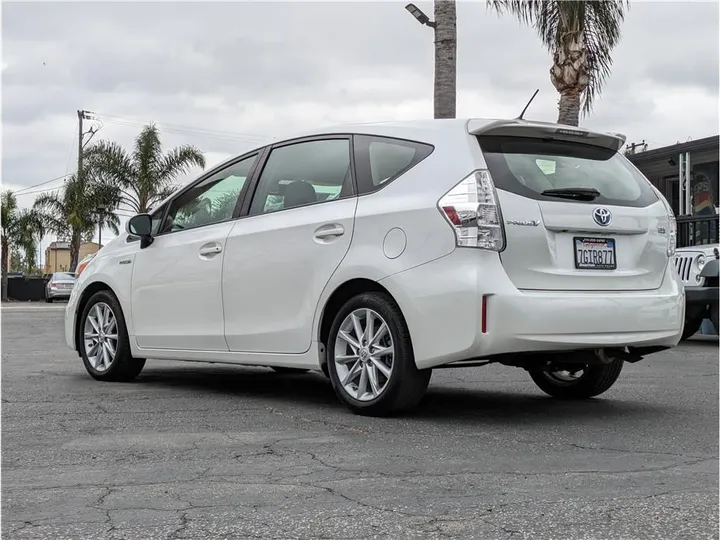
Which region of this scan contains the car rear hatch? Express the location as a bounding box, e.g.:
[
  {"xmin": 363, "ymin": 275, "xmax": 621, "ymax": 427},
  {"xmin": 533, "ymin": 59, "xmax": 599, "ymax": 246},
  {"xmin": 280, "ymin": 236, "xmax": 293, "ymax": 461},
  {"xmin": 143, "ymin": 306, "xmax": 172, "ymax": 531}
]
[{"xmin": 470, "ymin": 120, "xmax": 671, "ymax": 292}]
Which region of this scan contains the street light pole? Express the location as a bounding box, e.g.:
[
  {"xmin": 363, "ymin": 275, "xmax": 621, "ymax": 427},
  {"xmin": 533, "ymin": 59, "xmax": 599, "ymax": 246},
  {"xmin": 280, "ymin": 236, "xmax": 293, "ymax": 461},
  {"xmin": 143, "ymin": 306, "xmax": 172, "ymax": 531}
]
[{"xmin": 405, "ymin": 2, "xmax": 457, "ymax": 119}]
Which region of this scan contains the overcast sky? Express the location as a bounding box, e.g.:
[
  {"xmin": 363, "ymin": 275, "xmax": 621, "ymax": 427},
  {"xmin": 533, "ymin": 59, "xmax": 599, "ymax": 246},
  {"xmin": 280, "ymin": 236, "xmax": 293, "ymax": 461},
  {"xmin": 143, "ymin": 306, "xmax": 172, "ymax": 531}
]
[{"xmin": 2, "ymin": 1, "xmax": 719, "ymax": 257}]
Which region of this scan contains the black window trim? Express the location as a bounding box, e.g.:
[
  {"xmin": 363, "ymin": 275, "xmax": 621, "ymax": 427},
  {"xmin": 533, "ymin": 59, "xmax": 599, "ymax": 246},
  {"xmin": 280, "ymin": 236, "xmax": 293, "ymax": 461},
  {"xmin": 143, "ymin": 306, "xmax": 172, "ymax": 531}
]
[
  {"xmin": 239, "ymin": 134, "xmax": 357, "ymax": 218},
  {"xmin": 148, "ymin": 148, "xmax": 267, "ymax": 238},
  {"xmin": 352, "ymin": 133, "xmax": 435, "ymax": 197}
]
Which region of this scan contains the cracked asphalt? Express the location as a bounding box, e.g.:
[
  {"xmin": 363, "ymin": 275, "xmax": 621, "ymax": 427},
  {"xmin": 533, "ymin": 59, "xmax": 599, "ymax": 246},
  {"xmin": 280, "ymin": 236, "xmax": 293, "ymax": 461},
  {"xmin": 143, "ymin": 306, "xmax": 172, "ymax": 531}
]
[{"xmin": 2, "ymin": 305, "xmax": 718, "ymax": 539}]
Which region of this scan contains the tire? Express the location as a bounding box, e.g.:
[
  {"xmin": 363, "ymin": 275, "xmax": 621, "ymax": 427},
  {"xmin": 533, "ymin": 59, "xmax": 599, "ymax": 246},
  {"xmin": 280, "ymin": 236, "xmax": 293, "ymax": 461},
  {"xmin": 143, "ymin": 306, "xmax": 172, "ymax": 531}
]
[
  {"xmin": 327, "ymin": 292, "xmax": 431, "ymax": 417},
  {"xmin": 269, "ymin": 366, "xmax": 309, "ymax": 374},
  {"xmin": 45, "ymin": 297, "xmax": 53, "ymax": 303},
  {"xmin": 529, "ymin": 358, "xmax": 624, "ymax": 399},
  {"xmin": 681, "ymin": 317, "xmax": 704, "ymax": 340},
  {"xmin": 78, "ymin": 290, "xmax": 145, "ymax": 382},
  {"xmin": 711, "ymin": 304, "xmax": 719, "ymax": 336}
]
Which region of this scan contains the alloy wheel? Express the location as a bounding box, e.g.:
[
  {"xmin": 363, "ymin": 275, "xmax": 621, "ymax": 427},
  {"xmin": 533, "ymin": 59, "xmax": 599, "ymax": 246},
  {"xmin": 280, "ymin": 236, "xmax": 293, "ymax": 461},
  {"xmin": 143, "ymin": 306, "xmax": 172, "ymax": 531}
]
[
  {"xmin": 333, "ymin": 308, "xmax": 394, "ymax": 401},
  {"xmin": 83, "ymin": 302, "xmax": 119, "ymax": 372},
  {"xmin": 542, "ymin": 365, "xmax": 587, "ymax": 385}
]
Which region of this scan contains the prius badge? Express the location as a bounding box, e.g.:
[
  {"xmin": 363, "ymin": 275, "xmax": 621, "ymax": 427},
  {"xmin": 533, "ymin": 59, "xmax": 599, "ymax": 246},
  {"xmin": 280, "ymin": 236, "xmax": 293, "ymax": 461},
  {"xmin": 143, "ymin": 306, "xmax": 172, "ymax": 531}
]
[
  {"xmin": 592, "ymin": 207, "xmax": 612, "ymax": 227},
  {"xmin": 506, "ymin": 219, "xmax": 539, "ymax": 227}
]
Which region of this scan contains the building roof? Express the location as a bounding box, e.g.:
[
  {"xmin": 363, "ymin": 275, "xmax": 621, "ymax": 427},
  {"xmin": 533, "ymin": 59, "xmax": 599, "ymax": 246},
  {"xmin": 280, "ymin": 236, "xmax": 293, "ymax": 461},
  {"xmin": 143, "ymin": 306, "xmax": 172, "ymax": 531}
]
[
  {"xmin": 627, "ymin": 135, "xmax": 719, "ymax": 165},
  {"xmin": 47, "ymin": 241, "xmax": 71, "ymax": 250}
]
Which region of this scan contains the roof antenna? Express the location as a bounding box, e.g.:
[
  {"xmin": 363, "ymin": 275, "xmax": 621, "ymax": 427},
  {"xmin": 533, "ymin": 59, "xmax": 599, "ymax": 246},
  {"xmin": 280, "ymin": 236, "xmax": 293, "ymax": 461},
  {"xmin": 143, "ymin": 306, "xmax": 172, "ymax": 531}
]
[{"xmin": 517, "ymin": 89, "xmax": 539, "ymax": 120}]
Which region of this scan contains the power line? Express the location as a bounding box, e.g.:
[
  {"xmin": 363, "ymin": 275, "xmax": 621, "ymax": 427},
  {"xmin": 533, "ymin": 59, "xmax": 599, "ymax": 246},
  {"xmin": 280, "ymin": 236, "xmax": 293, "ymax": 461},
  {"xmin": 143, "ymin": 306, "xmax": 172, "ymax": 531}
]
[
  {"xmin": 96, "ymin": 112, "xmax": 273, "ymax": 143},
  {"xmin": 97, "ymin": 113, "xmax": 272, "ymax": 143},
  {"xmin": 13, "ymin": 173, "xmax": 73, "ymax": 194},
  {"xmin": 102, "ymin": 117, "xmax": 270, "ymax": 145}
]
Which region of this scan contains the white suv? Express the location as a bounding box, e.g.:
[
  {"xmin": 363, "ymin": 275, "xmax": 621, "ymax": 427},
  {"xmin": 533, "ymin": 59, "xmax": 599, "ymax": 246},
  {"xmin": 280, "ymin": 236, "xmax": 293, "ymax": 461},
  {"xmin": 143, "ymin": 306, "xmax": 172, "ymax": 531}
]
[{"xmin": 65, "ymin": 118, "xmax": 684, "ymax": 416}]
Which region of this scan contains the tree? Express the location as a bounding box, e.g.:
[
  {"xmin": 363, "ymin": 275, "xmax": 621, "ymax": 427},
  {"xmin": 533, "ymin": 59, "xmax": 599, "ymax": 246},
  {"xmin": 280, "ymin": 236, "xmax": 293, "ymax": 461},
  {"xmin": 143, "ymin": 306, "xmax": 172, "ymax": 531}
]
[
  {"xmin": 84, "ymin": 124, "xmax": 206, "ymax": 214},
  {"xmin": 487, "ymin": 0, "xmax": 629, "ymax": 126},
  {"xmin": 434, "ymin": 0, "xmax": 457, "ymax": 119},
  {"xmin": 33, "ymin": 174, "xmax": 120, "ymax": 272},
  {"xmin": 1, "ymin": 190, "xmax": 44, "ymax": 300}
]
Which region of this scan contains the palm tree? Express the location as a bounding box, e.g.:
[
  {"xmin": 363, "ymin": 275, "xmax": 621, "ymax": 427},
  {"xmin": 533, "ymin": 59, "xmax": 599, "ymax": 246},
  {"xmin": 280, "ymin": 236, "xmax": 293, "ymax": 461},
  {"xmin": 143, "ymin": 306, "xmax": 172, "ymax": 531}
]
[
  {"xmin": 33, "ymin": 174, "xmax": 120, "ymax": 272},
  {"xmin": 84, "ymin": 124, "xmax": 206, "ymax": 214},
  {"xmin": 434, "ymin": 0, "xmax": 457, "ymax": 119},
  {"xmin": 487, "ymin": 1, "xmax": 629, "ymax": 126},
  {"xmin": 1, "ymin": 190, "xmax": 44, "ymax": 300}
]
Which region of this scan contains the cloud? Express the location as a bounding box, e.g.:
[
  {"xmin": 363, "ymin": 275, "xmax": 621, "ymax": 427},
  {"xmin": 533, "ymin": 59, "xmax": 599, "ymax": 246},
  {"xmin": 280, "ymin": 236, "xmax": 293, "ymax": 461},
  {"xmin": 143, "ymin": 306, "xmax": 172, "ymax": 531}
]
[{"xmin": 2, "ymin": 0, "xmax": 718, "ymax": 258}]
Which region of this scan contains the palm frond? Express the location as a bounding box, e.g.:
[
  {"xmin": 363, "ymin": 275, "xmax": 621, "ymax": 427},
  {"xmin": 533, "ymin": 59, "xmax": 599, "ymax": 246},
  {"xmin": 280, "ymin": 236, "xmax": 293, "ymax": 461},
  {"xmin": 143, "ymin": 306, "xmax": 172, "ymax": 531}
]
[
  {"xmin": 84, "ymin": 141, "xmax": 135, "ymax": 188},
  {"xmin": 157, "ymin": 146, "xmax": 206, "ymax": 183},
  {"xmin": 487, "ymin": 0, "xmax": 628, "ymax": 117}
]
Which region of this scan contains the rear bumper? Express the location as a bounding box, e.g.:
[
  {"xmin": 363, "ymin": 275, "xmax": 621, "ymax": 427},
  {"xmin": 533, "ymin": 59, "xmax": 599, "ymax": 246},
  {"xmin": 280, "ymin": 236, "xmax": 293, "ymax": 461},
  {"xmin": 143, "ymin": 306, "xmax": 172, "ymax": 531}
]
[
  {"xmin": 47, "ymin": 288, "xmax": 72, "ymax": 300},
  {"xmin": 380, "ymin": 250, "xmax": 684, "ymax": 370}
]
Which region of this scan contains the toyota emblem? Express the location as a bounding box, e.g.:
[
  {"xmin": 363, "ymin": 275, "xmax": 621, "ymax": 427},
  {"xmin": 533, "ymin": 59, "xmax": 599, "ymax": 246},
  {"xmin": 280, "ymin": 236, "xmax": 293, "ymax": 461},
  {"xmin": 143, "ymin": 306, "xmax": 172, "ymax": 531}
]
[{"xmin": 592, "ymin": 207, "xmax": 612, "ymax": 226}]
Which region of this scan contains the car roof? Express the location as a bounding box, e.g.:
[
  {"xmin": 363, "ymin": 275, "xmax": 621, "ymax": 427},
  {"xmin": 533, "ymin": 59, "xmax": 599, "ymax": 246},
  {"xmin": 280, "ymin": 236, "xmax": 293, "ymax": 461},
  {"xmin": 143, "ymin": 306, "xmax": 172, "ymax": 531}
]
[{"xmin": 282, "ymin": 117, "xmax": 626, "ymax": 151}]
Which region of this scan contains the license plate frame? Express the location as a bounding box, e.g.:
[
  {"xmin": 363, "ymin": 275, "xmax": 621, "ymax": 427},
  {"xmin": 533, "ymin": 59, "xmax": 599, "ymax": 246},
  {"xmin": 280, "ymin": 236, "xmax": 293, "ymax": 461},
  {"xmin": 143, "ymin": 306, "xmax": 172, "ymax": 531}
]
[{"xmin": 573, "ymin": 236, "xmax": 617, "ymax": 270}]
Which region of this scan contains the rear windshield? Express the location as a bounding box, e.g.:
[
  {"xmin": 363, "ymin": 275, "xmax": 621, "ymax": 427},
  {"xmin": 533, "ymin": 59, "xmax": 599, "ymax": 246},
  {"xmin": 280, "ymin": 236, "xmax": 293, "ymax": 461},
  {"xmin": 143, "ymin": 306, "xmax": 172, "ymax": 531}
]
[
  {"xmin": 477, "ymin": 136, "xmax": 659, "ymax": 208},
  {"xmin": 54, "ymin": 273, "xmax": 75, "ymax": 280}
]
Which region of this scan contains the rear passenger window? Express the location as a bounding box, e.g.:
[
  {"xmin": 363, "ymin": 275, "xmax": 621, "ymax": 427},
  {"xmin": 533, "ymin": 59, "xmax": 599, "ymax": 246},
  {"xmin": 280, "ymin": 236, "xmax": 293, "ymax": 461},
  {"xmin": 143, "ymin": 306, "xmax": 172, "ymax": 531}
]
[
  {"xmin": 354, "ymin": 135, "xmax": 433, "ymax": 195},
  {"xmin": 249, "ymin": 139, "xmax": 353, "ymax": 215}
]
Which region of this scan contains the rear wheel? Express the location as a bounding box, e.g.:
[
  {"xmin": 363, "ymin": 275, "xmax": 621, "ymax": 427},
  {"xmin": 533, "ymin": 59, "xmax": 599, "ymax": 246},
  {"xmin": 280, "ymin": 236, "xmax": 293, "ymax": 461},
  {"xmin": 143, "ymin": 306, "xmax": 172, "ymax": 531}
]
[
  {"xmin": 529, "ymin": 358, "xmax": 624, "ymax": 399},
  {"xmin": 79, "ymin": 291, "xmax": 145, "ymax": 382},
  {"xmin": 711, "ymin": 304, "xmax": 719, "ymax": 335},
  {"xmin": 681, "ymin": 316, "xmax": 704, "ymax": 340},
  {"xmin": 327, "ymin": 292, "xmax": 431, "ymax": 416}
]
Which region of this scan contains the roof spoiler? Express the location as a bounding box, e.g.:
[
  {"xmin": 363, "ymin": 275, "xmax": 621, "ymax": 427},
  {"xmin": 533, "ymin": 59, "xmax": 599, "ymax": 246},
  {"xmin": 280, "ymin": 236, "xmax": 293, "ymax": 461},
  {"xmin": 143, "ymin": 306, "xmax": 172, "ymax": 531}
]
[{"xmin": 467, "ymin": 119, "xmax": 627, "ymax": 152}]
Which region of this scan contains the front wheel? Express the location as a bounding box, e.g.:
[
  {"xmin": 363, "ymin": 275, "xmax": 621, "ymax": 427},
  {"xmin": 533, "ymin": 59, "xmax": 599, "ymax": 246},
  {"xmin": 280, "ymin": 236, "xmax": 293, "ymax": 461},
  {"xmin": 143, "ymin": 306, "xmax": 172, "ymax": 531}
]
[
  {"xmin": 528, "ymin": 358, "xmax": 624, "ymax": 399},
  {"xmin": 327, "ymin": 292, "xmax": 431, "ymax": 417},
  {"xmin": 79, "ymin": 291, "xmax": 145, "ymax": 382},
  {"xmin": 711, "ymin": 304, "xmax": 719, "ymax": 336}
]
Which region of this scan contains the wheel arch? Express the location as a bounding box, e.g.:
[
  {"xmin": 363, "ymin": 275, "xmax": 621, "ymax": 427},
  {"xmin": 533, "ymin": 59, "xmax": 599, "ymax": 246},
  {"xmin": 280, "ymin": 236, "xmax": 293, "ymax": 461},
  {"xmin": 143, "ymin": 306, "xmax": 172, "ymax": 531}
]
[
  {"xmin": 316, "ymin": 278, "xmax": 411, "ymax": 369},
  {"xmin": 74, "ymin": 281, "xmax": 120, "ymax": 353}
]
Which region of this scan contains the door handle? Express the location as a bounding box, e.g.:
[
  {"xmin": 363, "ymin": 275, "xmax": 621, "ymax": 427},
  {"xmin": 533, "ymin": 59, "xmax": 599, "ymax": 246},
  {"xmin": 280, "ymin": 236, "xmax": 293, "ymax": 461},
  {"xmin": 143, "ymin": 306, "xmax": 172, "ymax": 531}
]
[
  {"xmin": 199, "ymin": 243, "xmax": 223, "ymax": 257},
  {"xmin": 314, "ymin": 224, "xmax": 345, "ymax": 239}
]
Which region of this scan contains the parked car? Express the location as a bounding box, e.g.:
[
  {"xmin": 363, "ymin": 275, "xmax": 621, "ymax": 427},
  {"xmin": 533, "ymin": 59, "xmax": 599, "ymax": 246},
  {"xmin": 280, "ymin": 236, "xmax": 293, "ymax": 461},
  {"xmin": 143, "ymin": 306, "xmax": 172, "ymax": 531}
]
[
  {"xmin": 64, "ymin": 118, "xmax": 683, "ymax": 416},
  {"xmin": 45, "ymin": 272, "xmax": 76, "ymax": 302},
  {"xmin": 674, "ymin": 244, "xmax": 719, "ymax": 339}
]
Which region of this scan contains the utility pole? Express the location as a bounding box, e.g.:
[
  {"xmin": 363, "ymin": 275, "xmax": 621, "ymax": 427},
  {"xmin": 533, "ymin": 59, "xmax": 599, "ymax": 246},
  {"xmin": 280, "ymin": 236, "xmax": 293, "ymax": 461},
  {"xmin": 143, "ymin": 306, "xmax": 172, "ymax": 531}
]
[
  {"xmin": 77, "ymin": 110, "xmax": 84, "ymax": 181},
  {"xmin": 405, "ymin": 2, "xmax": 457, "ymax": 119}
]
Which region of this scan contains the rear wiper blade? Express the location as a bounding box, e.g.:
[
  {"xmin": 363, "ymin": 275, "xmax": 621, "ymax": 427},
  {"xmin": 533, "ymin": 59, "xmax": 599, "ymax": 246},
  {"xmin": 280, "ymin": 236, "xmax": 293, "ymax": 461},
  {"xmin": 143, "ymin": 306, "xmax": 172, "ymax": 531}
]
[{"xmin": 541, "ymin": 187, "xmax": 601, "ymax": 201}]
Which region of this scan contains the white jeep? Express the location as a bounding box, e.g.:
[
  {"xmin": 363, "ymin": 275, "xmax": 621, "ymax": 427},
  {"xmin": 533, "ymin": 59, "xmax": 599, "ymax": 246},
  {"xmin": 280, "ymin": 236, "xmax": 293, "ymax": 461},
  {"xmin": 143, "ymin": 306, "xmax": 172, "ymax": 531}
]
[{"xmin": 674, "ymin": 244, "xmax": 719, "ymax": 339}]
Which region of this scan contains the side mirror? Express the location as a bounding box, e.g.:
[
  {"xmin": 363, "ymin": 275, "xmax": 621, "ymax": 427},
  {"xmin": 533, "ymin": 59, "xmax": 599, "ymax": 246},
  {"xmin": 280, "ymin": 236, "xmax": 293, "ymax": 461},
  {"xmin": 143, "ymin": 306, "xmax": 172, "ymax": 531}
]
[{"xmin": 126, "ymin": 214, "xmax": 154, "ymax": 248}]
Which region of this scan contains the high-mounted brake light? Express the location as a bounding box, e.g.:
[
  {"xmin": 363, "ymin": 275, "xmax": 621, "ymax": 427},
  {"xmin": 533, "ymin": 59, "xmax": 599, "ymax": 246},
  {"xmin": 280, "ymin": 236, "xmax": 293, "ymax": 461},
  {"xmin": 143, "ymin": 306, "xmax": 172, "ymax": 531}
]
[{"xmin": 438, "ymin": 170, "xmax": 505, "ymax": 251}]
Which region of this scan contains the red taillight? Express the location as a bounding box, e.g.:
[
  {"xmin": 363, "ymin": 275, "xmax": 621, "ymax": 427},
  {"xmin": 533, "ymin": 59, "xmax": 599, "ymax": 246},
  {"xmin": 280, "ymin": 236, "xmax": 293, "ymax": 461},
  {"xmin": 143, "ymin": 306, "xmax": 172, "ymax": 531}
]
[
  {"xmin": 481, "ymin": 295, "xmax": 488, "ymax": 334},
  {"xmin": 442, "ymin": 206, "xmax": 461, "ymax": 226},
  {"xmin": 438, "ymin": 170, "xmax": 505, "ymax": 251}
]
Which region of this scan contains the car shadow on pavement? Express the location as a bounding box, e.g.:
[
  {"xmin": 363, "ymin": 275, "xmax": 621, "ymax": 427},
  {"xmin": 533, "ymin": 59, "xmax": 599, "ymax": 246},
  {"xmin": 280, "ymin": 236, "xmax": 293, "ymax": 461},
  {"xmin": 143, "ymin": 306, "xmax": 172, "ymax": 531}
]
[
  {"xmin": 414, "ymin": 387, "xmax": 666, "ymax": 425},
  {"xmin": 117, "ymin": 363, "xmax": 668, "ymax": 424}
]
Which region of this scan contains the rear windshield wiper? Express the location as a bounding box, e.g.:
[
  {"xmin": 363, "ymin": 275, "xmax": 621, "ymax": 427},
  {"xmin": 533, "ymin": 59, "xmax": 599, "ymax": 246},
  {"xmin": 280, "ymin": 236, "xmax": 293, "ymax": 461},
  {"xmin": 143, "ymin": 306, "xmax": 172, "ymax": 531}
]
[{"xmin": 541, "ymin": 187, "xmax": 601, "ymax": 201}]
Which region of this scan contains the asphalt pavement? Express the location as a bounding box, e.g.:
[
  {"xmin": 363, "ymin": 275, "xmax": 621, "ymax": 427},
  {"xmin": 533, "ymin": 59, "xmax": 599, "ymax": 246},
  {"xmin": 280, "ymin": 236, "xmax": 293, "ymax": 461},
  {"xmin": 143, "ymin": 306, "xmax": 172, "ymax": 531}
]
[{"xmin": 2, "ymin": 305, "xmax": 718, "ymax": 539}]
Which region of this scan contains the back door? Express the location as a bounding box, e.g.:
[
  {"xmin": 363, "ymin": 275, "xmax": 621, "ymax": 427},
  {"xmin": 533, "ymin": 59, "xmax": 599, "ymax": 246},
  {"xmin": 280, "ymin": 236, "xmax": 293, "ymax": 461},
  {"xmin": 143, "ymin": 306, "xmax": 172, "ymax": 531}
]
[{"xmin": 473, "ymin": 123, "xmax": 670, "ymax": 291}]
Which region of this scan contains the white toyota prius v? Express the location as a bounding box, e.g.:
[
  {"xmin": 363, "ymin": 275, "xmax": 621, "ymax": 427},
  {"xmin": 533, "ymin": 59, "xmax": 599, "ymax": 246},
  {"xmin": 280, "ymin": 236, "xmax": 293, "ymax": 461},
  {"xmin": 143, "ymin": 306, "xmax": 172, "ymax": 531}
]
[{"xmin": 65, "ymin": 118, "xmax": 684, "ymax": 416}]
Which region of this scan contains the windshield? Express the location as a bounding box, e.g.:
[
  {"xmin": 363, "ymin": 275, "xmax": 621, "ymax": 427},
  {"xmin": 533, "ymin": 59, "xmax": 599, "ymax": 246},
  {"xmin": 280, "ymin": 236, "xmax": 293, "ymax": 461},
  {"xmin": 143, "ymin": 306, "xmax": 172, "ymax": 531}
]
[{"xmin": 478, "ymin": 136, "xmax": 659, "ymax": 208}]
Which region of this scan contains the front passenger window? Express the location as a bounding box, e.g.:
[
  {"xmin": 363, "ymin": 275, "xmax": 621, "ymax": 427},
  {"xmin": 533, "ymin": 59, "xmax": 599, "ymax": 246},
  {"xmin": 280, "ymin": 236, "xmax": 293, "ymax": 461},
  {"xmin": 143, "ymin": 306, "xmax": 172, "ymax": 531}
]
[
  {"xmin": 161, "ymin": 154, "xmax": 257, "ymax": 233},
  {"xmin": 249, "ymin": 139, "xmax": 352, "ymax": 215}
]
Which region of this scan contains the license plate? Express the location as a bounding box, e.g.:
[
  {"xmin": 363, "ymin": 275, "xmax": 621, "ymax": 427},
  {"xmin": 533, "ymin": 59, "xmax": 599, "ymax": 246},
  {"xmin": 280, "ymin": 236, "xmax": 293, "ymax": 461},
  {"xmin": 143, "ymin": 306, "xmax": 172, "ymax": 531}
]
[{"xmin": 574, "ymin": 237, "xmax": 616, "ymax": 270}]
